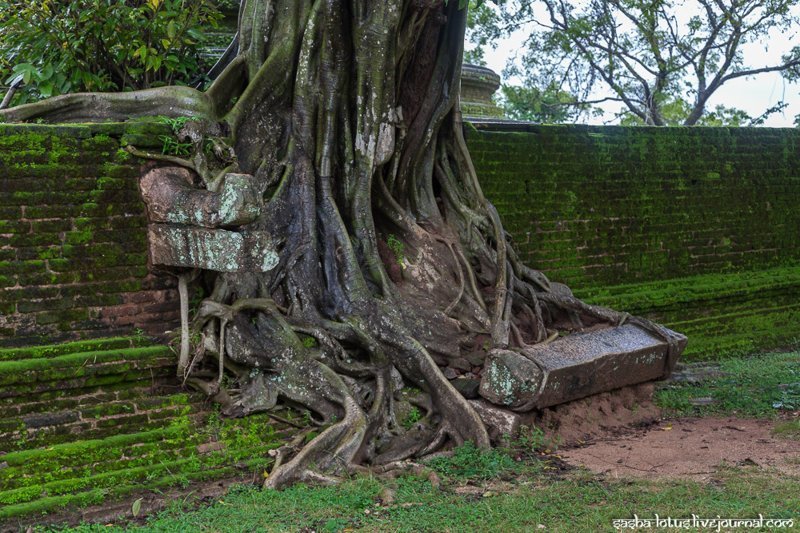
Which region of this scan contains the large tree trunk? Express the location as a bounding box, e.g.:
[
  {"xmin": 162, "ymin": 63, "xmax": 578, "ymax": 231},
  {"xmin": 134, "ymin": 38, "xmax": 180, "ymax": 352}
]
[{"xmin": 1, "ymin": 0, "xmax": 684, "ymax": 488}]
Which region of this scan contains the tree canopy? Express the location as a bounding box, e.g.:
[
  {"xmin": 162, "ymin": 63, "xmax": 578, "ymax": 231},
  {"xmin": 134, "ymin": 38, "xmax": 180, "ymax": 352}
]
[{"xmin": 469, "ymin": 0, "xmax": 800, "ymax": 125}]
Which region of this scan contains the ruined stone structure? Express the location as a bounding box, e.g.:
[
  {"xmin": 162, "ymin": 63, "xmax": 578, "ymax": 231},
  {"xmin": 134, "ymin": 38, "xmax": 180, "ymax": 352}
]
[
  {"xmin": 459, "ymin": 64, "xmax": 504, "ymax": 119},
  {"xmin": 1, "ymin": 121, "xmax": 799, "ymax": 523}
]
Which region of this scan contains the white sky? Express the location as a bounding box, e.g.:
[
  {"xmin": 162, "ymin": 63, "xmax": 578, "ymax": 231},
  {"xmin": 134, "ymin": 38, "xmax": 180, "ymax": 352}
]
[{"xmin": 474, "ymin": 5, "xmax": 800, "ymax": 127}]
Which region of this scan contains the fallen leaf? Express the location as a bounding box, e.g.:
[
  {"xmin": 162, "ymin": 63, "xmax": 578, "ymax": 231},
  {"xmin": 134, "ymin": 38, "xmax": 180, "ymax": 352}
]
[{"xmin": 131, "ymin": 497, "xmax": 143, "ymax": 517}]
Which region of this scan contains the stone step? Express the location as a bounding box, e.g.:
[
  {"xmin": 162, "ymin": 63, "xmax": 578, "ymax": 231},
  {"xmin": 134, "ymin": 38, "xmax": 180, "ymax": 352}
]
[
  {"xmin": 0, "ymin": 336, "xmax": 154, "ymax": 362},
  {"xmin": 0, "ymin": 385, "xmax": 187, "ymax": 420},
  {"xmin": 0, "ymin": 346, "xmax": 176, "ymax": 399},
  {"xmin": 0, "ymin": 338, "xmax": 302, "ymax": 524},
  {"xmin": 0, "ymin": 455, "xmax": 275, "ymax": 521},
  {"xmin": 0, "ymin": 408, "xmax": 293, "ymax": 523},
  {"xmin": 578, "ymin": 265, "xmax": 800, "ymax": 315},
  {"xmin": 0, "ymin": 426, "xmax": 199, "ymax": 491},
  {"xmin": 0, "ymin": 392, "xmax": 202, "ymax": 452},
  {"xmin": 576, "ymin": 265, "xmax": 800, "ymax": 357}
]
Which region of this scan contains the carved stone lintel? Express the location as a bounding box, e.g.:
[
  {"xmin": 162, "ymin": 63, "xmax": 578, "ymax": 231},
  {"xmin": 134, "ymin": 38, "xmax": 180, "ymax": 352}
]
[
  {"xmin": 148, "ymin": 225, "xmax": 278, "ymax": 273},
  {"xmin": 140, "ymin": 166, "xmax": 276, "ymax": 273}
]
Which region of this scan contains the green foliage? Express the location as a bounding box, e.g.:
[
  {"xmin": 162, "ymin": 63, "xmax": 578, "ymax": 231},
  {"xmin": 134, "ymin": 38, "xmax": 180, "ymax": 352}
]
[
  {"xmin": 501, "ymin": 83, "xmax": 591, "ymax": 124},
  {"xmin": 0, "ymin": 0, "xmax": 223, "ymax": 105},
  {"xmin": 655, "ymin": 351, "xmax": 800, "ymax": 418},
  {"xmin": 515, "ymin": 425, "xmax": 561, "ymax": 453},
  {"xmin": 157, "ymin": 115, "xmax": 196, "ymax": 134},
  {"xmin": 159, "ymin": 135, "xmax": 193, "ymax": 156},
  {"xmin": 618, "ymin": 98, "xmax": 789, "ymax": 127},
  {"xmin": 428, "ymin": 442, "xmax": 516, "ymax": 480},
  {"xmin": 301, "ymin": 335, "xmax": 318, "ymax": 349},
  {"xmin": 401, "ymin": 406, "xmax": 422, "ymax": 429}
]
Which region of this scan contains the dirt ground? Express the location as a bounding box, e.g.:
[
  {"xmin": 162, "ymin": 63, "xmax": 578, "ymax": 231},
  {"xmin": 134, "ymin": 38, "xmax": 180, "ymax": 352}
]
[
  {"xmin": 524, "ymin": 382, "xmax": 799, "ymax": 480},
  {"xmin": 560, "ymin": 417, "xmax": 800, "ymax": 480}
]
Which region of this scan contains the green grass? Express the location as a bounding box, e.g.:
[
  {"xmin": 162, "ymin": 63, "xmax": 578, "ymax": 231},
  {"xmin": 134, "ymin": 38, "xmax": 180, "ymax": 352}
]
[
  {"xmin": 773, "ymin": 420, "xmax": 800, "ymax": 440},
  {"xmin": 426, "ymin": 442, "xmax": 519, "ymax": 481},
  {"xmin": 49, "ymin": 461, "xmax": 799, "ymax": 532},
  {"xmin": 655, "ymin": 351, "xmax": 800, "ymax": 417}
]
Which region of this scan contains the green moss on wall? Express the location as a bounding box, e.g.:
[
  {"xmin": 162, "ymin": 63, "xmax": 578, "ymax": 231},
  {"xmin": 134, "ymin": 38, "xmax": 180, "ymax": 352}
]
[
  {"xmin": 0, "ymin": 338, "xmax": 298, "ymax": 523},
  {"xmin": 0, "ymin": 122, "xmax": 176, "ymax": 346},
  {"xmin": 467, "ymin": 122, "xmax": 800, "ymax": 358},
  {"xmin": 467, "ymin": 123, "xmax": 800, "ymax": 288}
]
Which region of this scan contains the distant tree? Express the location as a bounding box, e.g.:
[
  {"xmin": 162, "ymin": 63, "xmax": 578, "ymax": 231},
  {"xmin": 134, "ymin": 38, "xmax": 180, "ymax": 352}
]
[
  {"xmin": 469, "ymin": 0, "xmax": 800, "ymax": 125},
  {"xmin": 617, "ymin": 97, "xmax": 789, "ymax": 126},
  {"xmin": 500, "ymin": 83, "xmax": 593, "ymax": 122}
]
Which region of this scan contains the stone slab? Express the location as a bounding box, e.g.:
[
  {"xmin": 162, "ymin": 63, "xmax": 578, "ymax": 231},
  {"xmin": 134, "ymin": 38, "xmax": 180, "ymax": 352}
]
[
  {"xmin": 140, "ymin": 168, "xmax": 261, "ymax": 228},
  {"xmin": 478, "ymin": 349, "xmax": 544, "ymax": 409},
  {"xmin": 147, "ymin": 225, "xmax": 278, "ymax": 273},
  {"xmin": 527, "ymin": 324, "xmax": 687, "ymax": 408}
]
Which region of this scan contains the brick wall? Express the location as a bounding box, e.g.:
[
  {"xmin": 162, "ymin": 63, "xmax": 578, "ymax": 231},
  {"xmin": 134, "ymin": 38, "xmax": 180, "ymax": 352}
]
[
  {"xmin": 467, "ymin": 122, "xmax": 800, "ymax": 290},
  {"xmin": 2, "ymin": 121, "xmax": 800, "ymax": 352},
  {"xmin": 0, "ymin": 123, "xmax": 179, "ymax": 347}
]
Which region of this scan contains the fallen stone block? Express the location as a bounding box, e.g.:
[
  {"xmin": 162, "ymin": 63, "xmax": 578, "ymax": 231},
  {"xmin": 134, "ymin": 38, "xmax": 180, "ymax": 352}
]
[
  {"xmin": 478, "ymin": 349, "xmax": 543, "ymax": 410},
  {"xmin": 477, "ymin": 324, "xmax": 687, "ymax": 410},
  {"xmin": 524, "ymin": 324, "xmax": 687, "ymax": 409}
]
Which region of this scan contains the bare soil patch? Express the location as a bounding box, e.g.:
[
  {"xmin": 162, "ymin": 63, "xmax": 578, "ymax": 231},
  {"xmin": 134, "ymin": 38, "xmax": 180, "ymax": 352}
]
[
  {"xmin": 525, "ymin": 383, "xmax": 663, "ymax": 446},
  {"xmin": 561, "ymin": 417, "xmax": 800, "ymax": 480}
]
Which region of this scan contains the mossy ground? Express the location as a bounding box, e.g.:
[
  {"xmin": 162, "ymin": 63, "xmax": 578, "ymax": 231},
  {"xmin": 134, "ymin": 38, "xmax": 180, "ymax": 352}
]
[{"xmin": 655, "ymin": 351, "xmax": 800, "ymax": 417}]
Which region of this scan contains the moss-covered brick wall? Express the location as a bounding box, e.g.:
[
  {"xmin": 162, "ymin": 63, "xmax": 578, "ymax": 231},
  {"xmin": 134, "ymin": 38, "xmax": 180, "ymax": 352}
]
[
  {"xmin": 467, "ymin": 122, "xmax": 800, "ymax": 357},
  {"xmin": 0, "ymin": 122, "xmax": 179, "ymax": 347},
  {"xmin": 2, "ymin": 121, "xmax": 799, "ymax": 357},
  {"xmin": 0, "ymin": 337, "xmax": 292, "ymax": 526},
  {"xmin": 467, "ymin": 122, "xmax": 800, "ymax": 289}
]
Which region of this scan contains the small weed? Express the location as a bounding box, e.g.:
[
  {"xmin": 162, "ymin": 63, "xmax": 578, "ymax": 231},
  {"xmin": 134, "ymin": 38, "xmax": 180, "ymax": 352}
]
[
  {"xmin": 401, "ymin": 406, "xmax": 422, "ymax": 429},
  {"xmin": 160, "ymin": 135, "xmax": 192, "ymax": 156},
  {"xmin": 301, "ymin": 335, "xmax": 318, "ymax": 349},
  {"xmin": 772, "ymin": 419, "xmax": 800, "ymax": 440},
  {"xmin": 386, "ymin": 234, "xmax": 406, "ymax": 268},
  {"xmin": 515, "ymin": 425, "xmax": 560, "ymax": 453},
  {"xmin": 157, "ymin": 115, "xmax": 195, "ymax": 135}
]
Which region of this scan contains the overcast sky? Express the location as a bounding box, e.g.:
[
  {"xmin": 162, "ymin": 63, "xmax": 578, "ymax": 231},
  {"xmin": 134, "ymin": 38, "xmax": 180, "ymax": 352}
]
[{"xmin": 474, "ymin": 7, "xmax": 800, "ymax": 127}]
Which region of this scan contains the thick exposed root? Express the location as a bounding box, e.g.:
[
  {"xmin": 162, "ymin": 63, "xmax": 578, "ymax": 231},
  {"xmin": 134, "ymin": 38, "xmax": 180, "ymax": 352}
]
[{"xmin": 0, "ymin": 86, "xmax": 214, "ymax": 123}]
